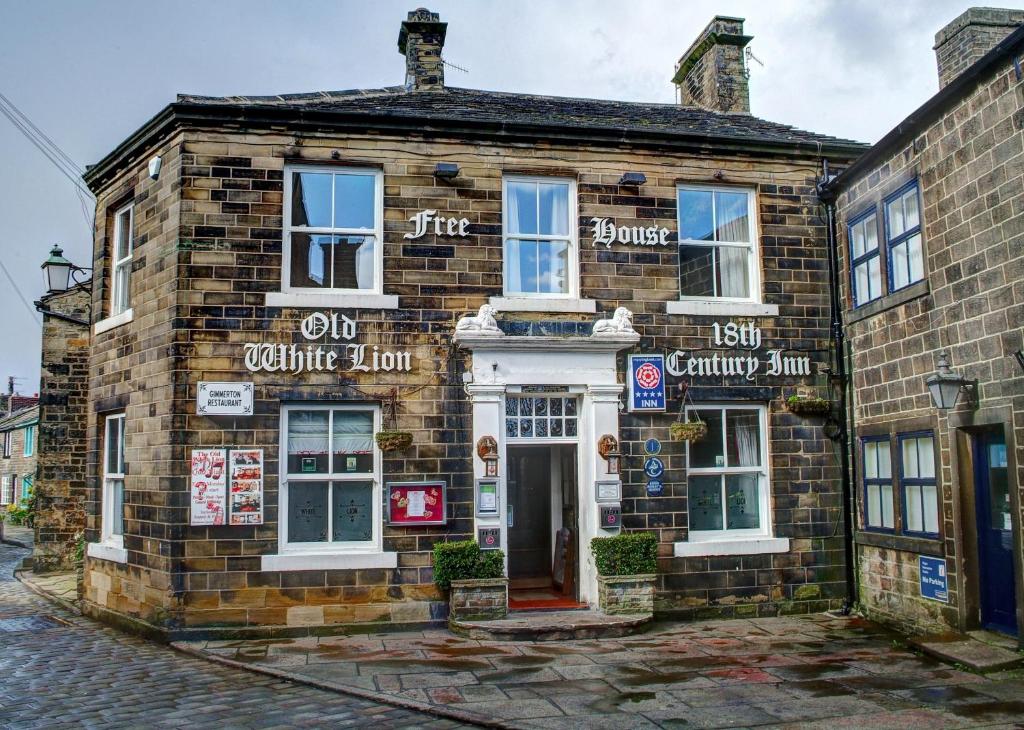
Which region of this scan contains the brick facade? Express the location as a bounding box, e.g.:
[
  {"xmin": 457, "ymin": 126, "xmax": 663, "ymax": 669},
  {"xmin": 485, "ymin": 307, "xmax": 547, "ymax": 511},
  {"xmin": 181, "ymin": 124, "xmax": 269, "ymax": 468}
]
[
  {"xmin": 1, "ymin": 406, "xmax": 38, "ymax": 511},
  {"xmin": 935, "ymin": 7, "xmax": 1024, "ymax": 89}
]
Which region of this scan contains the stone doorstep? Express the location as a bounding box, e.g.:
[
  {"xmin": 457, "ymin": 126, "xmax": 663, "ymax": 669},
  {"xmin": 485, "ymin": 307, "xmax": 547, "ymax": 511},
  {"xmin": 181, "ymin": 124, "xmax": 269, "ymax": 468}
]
[
  {"xmin": 908, "ymin": 631, "xmax": 1024, "ymax": 673},
  {"xmin": 449, "ymin": 608, "xmax": 652, "ymax": 641}
]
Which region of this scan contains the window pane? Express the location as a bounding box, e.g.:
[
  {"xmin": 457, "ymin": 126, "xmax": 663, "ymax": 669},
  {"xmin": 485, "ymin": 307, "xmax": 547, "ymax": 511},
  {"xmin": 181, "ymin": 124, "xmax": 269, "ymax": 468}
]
[
  {"xmin": 333, "ymin": 481, "xmax": 373, "ymax": 542},
  {"xmin": 116, "ymin": 209, "xmax": 132, "ymax": 260},
  {"xmin": 867, "ymin": 484, "xmax": 881, "ymax": 526},
  {"xmin": 922, "ymin": 484, "xmax": 939, "ymax": 534},
  {"xmin": 867, "ymin": 256, "xmax": 881, "ymax": 299},
  {"xmin": 506, "ymin": 418, "xmax": 517, "ymax": 437},
  {"xmin": 715, "ymin": 191, "xmax": 750, "ymax": 242},
  {"xmin": 505, "ymin": 239, "xmax": 538, "ymax": 294},
  {"xmin": 565, "ymin": 418, "xmax": 577, "ymax": 437},
  {"xmin": 725, "ymin": 474, "xmax": 760, "ymax": 529},
  {"xmin": 902, "ymin": 438, "xmax": 919, "ymax": 479},
  {"xmin": 726, "ymin": 410, "xmax": 761, "ymax": 467},
  {"xmin": 538, "ymin": 183, "xmax": 569, "ymax": 236},
  {"xmin": 864, "ymin": 215, "xmax": 878, "ymax": 252},
  {"xmin": 892, "ymin": 242, "xmax": 910, "ymax": 290},
  {"xmin": 679, "ymin": 245, "xmax": 716, "ymax": 297},
  {"xmin": 855, "ymin": 262, "xmax": 870, "ymax": 305},
  {"xmin": 333, "ymin": 174, "xmax": 375, "ymax": 229},
  {"xmin": 537, "ymin": 240, "xmax": 569, "ymax": 294},
  {"xmin": 905, "ymin": 484, "xmax": 923, "ymax": 532},
  {"xmin": 903, "ymin": 189, "xmax": 920, "ymax": 230},
  {"xmin": 111, "ymin": 479, "xmax": 124, "ymax": 536},
  {"xmin": 852, "ymin": 221, "xmax": 865, "ymax": 259},
  {"xmin": 288, "ymin": 481, "xmax": 329, "ymax": 542},
  {"xmin": 917, "ymin": 436, "xmax": 935, "ymax": 478},
  {"xmin": 688, "ymin": 475, "xmax": 723, "ymax": 531},
  {"xmin": 290, "ymin": 233, "xmax": 331, "ymax": 289},
  {"xmin": 864, "ymin": 442, "xmax": 878, "ymax": 479},
  {"xmin": 329, "ymin": 235, "xmax": 375, "ymax": 290},
  {"xmin": 105, "ymin": 418, "xmax": 120, "ymax": 474},
  {"xmin": 114, "ymin": 262, "xmax": 131, "ymax": 313},
  {"xmin": 288, "ymin": 411, "xmax": 329, "ymax": 474},
  {"xmin": 716, "ymin": 246, "xmax": 750, "ymax": 298},
  {"xmin": 332, "ymin": 410, "xmax": 374, "ymax": 473},
  {"xmin": 292, "ymin": 172, "xmax": 332, "ymax": 227},
  {"xmin": 507, "ymin": 181, "xmax": 538, "ymax": 235},
  {"xmin": 907, "ymin": 234, "xmax": 924, "ymax": 284},
  {"xmin": 688, "ymin": 409, "xmax": 724, "ymax": 468},
  {"xmin": 887, "ymin": 197, "xmax": 905, "ymax": 238},
  {"xmin": 679, "ymin": 189, "xmax": 714, "ymax": 241},
  {"xmin": 881, "ymin": 484, "xmax": 895, "ymax": 528},
  {"xmin": 878, "ymin": 442, "xmax": 891, "ymax": 479}
]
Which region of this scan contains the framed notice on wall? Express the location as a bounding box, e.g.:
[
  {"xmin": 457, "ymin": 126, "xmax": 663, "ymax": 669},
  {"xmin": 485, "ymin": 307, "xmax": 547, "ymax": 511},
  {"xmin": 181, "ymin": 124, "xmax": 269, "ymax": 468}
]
[
  {"xmin": 387, "ymin": 481, "xmax": 447, "ymax": 526},
  {"xmin": 229, "ymin": 449, "xmax": 264, "ymax": 525},
  {"xmin": 190, "ymin": 448, "xmax": 227, "ymax": 526},
  {"xmin": 476, "ymin": 478, "xmax": 499, "ymax": 517}
]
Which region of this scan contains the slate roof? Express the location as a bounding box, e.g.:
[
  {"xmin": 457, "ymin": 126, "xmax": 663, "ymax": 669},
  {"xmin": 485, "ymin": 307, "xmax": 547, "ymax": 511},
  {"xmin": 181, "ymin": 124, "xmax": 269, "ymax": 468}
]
[
  {"xmin": 0, "ymin": 405, "xmax": 39, "ymax": 432},
  {"xmin": 177, "ymin": 86, "xmax": 866, "ymax": 152}
]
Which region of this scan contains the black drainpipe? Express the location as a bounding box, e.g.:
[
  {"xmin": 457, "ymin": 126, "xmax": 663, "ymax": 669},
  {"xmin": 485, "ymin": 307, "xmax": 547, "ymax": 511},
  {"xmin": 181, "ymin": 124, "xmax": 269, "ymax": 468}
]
[{"xmin": 817, "ymin": 160, "xmax": 857, "ymax": 614}]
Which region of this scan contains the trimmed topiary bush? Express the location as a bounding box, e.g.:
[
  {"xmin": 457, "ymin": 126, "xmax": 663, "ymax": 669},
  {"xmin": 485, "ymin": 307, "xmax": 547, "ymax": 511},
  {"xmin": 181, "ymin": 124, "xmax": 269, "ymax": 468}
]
[
  {"xmin": 591, "ymin": 531, "xmax": 658, "ymax": 577},
  {"xmin": 433, "ymin": 539, "xmax": 505, "ymax": 590}
]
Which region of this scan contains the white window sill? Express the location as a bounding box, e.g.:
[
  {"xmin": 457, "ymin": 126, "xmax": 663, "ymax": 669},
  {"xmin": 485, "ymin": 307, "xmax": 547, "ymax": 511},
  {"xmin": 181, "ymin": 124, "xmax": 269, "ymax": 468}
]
[
  {"xmin": 673, "ymin": 537, "xmax": 790, "ymax": 557},
  {"xmin": 94, "ymin": 309, "xmax": 133, "ymax": 335},
  {"xmin": 261, "ymin": 551, "xmax": 398, "ymax": 572},
  {"xmin": 666, "ymin": 301, "xmax": 779, "ymax": 317},
  {"xmin": 87, "ymin": 541, "xmax": 128, "ymax": 564},
  {"xmin": 266, "ymin": 292, "xmax": 399, "ymax": 310},
  {"xmin": 490, "ymin": 296, "xmax": 597, "ymax": 313}
]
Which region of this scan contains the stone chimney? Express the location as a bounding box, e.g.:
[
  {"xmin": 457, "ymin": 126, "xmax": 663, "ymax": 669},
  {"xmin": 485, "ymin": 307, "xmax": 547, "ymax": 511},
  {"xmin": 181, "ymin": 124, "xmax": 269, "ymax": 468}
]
[
  {"xmin": 672, "ymin": 16, "xmax": 752, "ymax": 114},
  {"xmin": 934, "ymin": 7, "xmax": 1024, "ymax": 89},
  {"xmin": 398, "ymin": 8, "xmax": 447, "ymax": 91}
]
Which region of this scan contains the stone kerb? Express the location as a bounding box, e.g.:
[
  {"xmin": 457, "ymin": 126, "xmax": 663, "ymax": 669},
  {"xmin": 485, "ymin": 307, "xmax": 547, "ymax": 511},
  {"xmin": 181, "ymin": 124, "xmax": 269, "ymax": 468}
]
[
  {"xmin": 598, "ymin": 574, "xmax": 656, "ymax": 615},
  {"xmin": 448, "ymin": 577, "xmax": 508, "ymax": 621}
]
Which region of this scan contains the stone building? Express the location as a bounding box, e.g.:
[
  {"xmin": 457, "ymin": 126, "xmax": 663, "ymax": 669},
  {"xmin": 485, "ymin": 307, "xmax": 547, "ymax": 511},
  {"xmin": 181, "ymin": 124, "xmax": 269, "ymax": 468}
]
[
  {"xmin": 1, "ymin": 404, "xmax": 39, "ymax": 513},
  {"xmin": 32, "ymin": 284, "xmax": 91, "ymax": 571},
  {"xmin": 79, "ymin": 9, "xmax": 866, "ymax": 637},
  {"xmin": 827, "ymin": 8, "xmax": 1024, "ymax": 639}
]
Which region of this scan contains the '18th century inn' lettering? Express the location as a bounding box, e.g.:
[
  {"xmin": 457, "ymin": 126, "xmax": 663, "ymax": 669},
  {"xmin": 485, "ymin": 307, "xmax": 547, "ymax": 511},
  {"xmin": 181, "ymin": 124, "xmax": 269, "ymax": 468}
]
[
  {"xmin": 243, "ymin": 312, "xmax": 412, "ymax": 374},
  {"xmin": 666, "ymin": 321, "xmax": 811, "ymax": 381}
]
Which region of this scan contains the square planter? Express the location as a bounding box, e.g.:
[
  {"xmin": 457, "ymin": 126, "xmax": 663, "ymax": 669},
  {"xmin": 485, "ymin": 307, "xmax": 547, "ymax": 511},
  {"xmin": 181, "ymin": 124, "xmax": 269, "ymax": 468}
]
[
  {"xmin": 449, "ymin": 577, "xmax": 508, "ymax": 621},
  {"xmin": 597, "ymin": 574, "xmax": 656, "ymax": 615}
]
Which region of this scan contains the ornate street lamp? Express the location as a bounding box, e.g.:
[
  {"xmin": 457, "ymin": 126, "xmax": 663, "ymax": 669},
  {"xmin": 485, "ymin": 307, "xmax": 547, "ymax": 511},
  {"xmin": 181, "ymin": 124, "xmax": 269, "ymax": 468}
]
[
  {"xmin": 925, "ymin": 352, "xmax": 976, "ymax": 410},
  {"xmin": 41, "ymin": 244, "xmax": 90, "ymax": 293}
]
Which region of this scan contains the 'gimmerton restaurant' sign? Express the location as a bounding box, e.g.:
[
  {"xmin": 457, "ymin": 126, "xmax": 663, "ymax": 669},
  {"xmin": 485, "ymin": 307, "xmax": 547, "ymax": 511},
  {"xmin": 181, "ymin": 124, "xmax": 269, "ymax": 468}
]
[
  {"xmin": 243, "ymin": 312, "xmax": 413, "ymax": 374},
  {"xmin": 666, "ymin": 321, "xmax": 812, "ymax": 381}
]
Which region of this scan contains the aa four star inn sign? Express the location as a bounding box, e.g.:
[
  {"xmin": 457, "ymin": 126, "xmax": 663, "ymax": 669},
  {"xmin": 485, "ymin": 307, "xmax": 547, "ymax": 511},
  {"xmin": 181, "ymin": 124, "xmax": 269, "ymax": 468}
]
[{"xmin": 628, "ymin": 354, "xmax": 666, "ymax": 412}]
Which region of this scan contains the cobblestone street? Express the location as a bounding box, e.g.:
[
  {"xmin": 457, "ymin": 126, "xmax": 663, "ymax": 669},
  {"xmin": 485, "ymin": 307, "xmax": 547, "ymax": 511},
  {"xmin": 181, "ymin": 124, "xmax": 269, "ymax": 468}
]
[{"xmin": 0, "ymin": 543, "xmax": 473, "ymax": 729}]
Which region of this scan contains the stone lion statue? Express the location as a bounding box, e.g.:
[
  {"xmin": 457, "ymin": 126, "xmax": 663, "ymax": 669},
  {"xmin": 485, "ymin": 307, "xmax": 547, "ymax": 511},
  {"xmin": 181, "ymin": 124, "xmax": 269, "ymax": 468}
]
[
  {"xmin": 592, "ymin": 306, "xmax": 636, "ymax": 336},
  {"xmin": 455, "ymin": 303, "xmax": 502, "ymax": 335}
]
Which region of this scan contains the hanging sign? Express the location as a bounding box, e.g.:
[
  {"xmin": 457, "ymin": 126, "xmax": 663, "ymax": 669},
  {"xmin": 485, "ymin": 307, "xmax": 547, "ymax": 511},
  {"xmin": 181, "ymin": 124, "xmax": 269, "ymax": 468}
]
[
  {"xmin": 190, "ymin": 448, "xmax": 226, "ymax": 526},
  {"xmin": 628, "ymin": 354, "xmax": 666, "ymax": 412},
  {"xmin": 919, "ymin": 556, "xmax": 948, "ymax": 603},
  {"xmin": 405, "ymin": 209, "xmax": 471, "ymax": 239},
  {"xmin": 243, "ymin": 312, "xmax": 413, "ymax": 375},
  {"xmin": 229, "ymin": 449, "xmax": 264, "ymax": 525},
  {"xmin": 387, "ymin": 481, "xmax": 447, "ymax": 525},
  {"xmin": 590, "ymin": 218, "xmax": 671, "ymax": 248},
  {"xmin": 666, "ymin": 321, "xmax": 811, "ymax": 381},
  {"xmin": 197, "ymin": 382, "xmax": 253, "ymax": 416}
]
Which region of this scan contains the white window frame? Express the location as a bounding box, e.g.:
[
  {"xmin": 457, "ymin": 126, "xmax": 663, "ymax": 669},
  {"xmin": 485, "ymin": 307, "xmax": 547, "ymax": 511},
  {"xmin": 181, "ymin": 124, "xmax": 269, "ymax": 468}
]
[
  {"xmin": 675, "ymin": 184, "xmax": 762, "ymax": 304},
  {"xmin": 684, "ymin": 403, "xmax": 772, "ymax": 542},
  {"xmin": 110, "ymin": 203, "xmax": 134, "ymax": 317},
  {"xmin": 100, "ymin": 413, "xmax": 125, "ymax": 549},
  {"xmin": 278, "ymin": 403, "xmax": 384, "ymax": 556},
  {"xmin": 281, "ymin": 165, "xmax": 385, "ymax": 298},
  {"xmin": 23, "ymin": 425, "xmax": 34, "ymax": 457},
  {"xmin": 1, "ymin": 475, "xmax": 12, "ymax": 505},
  {"xmin": 2, "ymin": 431, "xmax": 10, "ymax": 458},
  {"xmin": 501, "ymin": 176, "xmax": 579, "ymax": 300}
]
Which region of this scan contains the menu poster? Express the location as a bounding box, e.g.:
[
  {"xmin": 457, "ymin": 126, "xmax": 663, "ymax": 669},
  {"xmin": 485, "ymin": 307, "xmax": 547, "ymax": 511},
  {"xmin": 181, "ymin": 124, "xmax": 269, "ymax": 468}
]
[
  {"xmin": 387, "ymin": 481, "xmax": 447, "ymax": 526},
  {"xmin": 229, "ymin": 448, "xmax": 264, "ymax": 526},
  {"xmin": 190, "ymin": 448, "xmax": 227, "ymax": 526}
]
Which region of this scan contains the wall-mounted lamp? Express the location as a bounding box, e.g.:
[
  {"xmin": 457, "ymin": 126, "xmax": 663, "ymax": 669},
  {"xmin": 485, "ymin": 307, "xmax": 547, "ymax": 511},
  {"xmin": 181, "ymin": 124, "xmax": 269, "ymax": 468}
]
[
  {"xmin": 41, "ymin": 244, "xmax": 91, "ymax": 294},
  {"xmin": 477, "ymin": 435, "xmax": 499, "ymax": 477},
  {"xmin": 1014, "ymin": 349, "xmax": 1024, "ymax": 375},
  {"xmin": 434, "ymin": 162, "xmax": 460, "ymax": 180},
  {"xmin": 925, "ymin": 351, "xmax": 977, "ymax": 410},
  {"xmin": 618, "ymin": 172, "xmax": 646, "ymax": 186},
  {"xmin": 148, "ymin": 155, "xmax": 163, "ymax": 180},
  {"xmin": 598, "ymin": 434, "xmax": 621, "ymax": 475}
]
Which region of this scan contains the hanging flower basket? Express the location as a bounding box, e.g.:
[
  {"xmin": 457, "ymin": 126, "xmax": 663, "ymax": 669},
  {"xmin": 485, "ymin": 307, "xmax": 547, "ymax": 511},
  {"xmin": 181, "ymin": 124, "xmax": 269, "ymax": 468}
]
[
  {"xmin": 670, "ymin": 421, "xmax": 707, "ymax": 442},
  {"xmin": 785, "ymin": 396, "xmax": 832, "ymax": 416},
  {"xmin": 375, "ymin": 430, "xmax": 414, "ymax": 452}
]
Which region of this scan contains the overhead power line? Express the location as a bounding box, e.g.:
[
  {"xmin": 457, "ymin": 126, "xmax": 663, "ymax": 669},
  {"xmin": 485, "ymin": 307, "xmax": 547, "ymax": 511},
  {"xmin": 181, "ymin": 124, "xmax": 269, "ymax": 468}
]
[{"xmin": 0, "ymin": 258, "xmax": 41, "ymax": 327}]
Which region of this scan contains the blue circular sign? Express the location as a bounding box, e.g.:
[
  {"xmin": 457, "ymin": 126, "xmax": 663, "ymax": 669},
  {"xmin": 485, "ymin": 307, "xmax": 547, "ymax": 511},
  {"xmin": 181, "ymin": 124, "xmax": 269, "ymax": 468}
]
[
  {"xmin": 646, "ymin": 479, "xmax": 663, "ymax": 496},
  {"xmin": 644, "ymin": 438, "xmax": 661, "ymax": 455},
  {"xmin": 643, "ymin": 457, "xmax": 664, "ymax": 479}
]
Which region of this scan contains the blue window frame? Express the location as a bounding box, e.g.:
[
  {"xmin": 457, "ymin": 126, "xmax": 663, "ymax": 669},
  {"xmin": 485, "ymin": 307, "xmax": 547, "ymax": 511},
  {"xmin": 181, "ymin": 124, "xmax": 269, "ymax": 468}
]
[
  {"xmin": 862, "ymin": 436, "xmax": 894, "ymax": 531},
  {"xmin": 23, "ymin": 425, "xmax": 34, "ymax": 457},
  {"xmin": 884, "ymin": 182, "xmax": 924, "ymax": 293},
  {"xmin": 849, "ymin": 209, "xmax": 882, "ymax": 307},
  {"xmin": 898, "ymin": 431, "xmax": 939, "ymax": 537}
]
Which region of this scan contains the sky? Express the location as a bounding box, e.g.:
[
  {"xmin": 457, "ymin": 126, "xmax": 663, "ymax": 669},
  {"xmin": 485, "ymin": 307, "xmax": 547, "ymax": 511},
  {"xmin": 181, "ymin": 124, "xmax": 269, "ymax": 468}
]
[{"xmin": 1, "ymin": 0, "xmax": 1021, "ymax": 392}]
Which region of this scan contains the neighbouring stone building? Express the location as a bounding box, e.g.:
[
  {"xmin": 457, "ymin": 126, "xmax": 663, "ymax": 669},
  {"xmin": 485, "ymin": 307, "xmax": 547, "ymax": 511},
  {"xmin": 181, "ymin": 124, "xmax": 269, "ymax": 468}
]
[
  {"xmin": 827, "ymin": 8, "xmax": 1024, "ymax": 640},
  {"xmin": 1, "ymin": 404, "xmax": 39, "ymax": 515},
  {"xmin": 32, "ymin": 284, "xmax": 91, "ymax": 571},
  {"xmin": 78, "ymin": 9, "xmax": 867, "ymax": 637}
]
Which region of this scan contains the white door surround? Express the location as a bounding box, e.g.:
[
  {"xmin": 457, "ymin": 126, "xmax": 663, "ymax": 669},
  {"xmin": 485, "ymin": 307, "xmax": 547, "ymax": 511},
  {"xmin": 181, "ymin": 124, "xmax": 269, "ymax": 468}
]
[{"xmin": 457, "ymin": 332, "xmax": 637, "ymax": 606}]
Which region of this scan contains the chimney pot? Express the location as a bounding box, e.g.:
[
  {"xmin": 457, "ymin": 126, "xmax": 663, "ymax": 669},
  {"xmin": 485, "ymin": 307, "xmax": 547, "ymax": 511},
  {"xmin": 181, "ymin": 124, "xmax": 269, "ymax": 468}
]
[
  {"xmin": 673, "ymin": 16, "xmax": 752, "ymax": 114},
  {"xmin": 398, "ymin": 8, "xmax": 448, "ymax": 91},
  {"xmin": 934, "ymin": 7, "xmax": 1024, "ymax": 89}
]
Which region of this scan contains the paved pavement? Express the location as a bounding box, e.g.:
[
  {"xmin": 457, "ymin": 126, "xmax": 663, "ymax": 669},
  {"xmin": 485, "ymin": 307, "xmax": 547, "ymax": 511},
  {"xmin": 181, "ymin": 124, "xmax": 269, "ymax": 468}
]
[
  {"xmin": 185, "ymin": 611, "xmax": 1024, "ymax": 729},
  {"xmin": 0, "ymin": 542, "xmax": 475, "ymax": 729},
  {"xmin": 0, "ymin": 524, "xmax": 33, "ymax": 549}
]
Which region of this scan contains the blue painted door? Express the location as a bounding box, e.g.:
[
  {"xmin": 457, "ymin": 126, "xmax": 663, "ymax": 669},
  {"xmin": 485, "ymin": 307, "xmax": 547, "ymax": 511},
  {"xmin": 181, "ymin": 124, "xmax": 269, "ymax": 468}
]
[{"xmin": 975, "ymin": 429, "xmax": 1017, "ymax": 635}]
